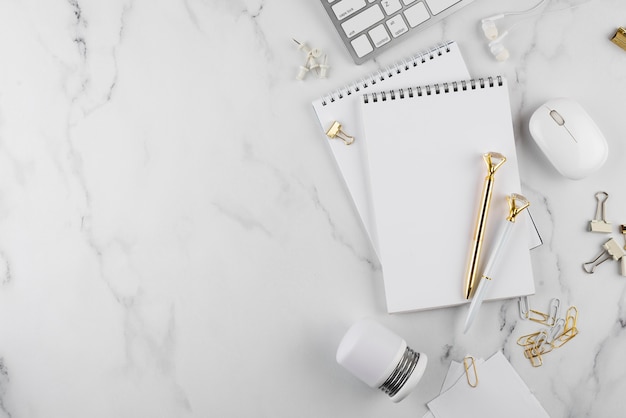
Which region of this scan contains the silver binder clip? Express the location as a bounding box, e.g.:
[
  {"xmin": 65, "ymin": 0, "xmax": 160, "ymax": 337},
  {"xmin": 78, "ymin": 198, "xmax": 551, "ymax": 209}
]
[
  {"xmin": 589, "ymin": 191, "xmax": 611, "ymax": 233},
  {"xmin": 583, "ymin": 238, "xmax": 626, "ymax": 273}
]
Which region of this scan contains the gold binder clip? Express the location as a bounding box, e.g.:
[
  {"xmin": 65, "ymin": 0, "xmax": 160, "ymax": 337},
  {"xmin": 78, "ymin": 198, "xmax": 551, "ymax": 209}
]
[
  {"xmin": 463, "ymin": 356, "xmax": 478, "ymax": 388},
  {"xmin": 589, "ymin": 191, "xmax": 611, "ymax": 233},
  {"xmin": 611, "ymin": 27, "xmax": 626, "ymax": 52},
  {"xmin": 325, "ymin": 121, "xmax": 355, "ymax": 145},
  {"xmin": 583, "ymin": 238, "xmax": 626, "ymax": 273}
]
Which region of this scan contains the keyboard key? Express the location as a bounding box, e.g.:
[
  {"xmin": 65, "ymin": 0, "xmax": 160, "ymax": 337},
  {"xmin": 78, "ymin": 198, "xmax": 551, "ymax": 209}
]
[
  {"xmin": 386, "ymin": 14, "xmax": 408, "ymax": 37},
  {"xmin": 351, "ymin": 34, "xmax": 374, "ymax": 57},
  {"xmin": 332, "ymin": 0, "xmax": 366, "ymax": 21},
  {"xmin": 380, "ymin": 0, "xmax": 402, "ymax": 15},
  {"xmin": 369, "ymin": 24, "xmax": 391, "ymax": 47},
  {"xmin": 341, "ymin": 4, "xmax": 384, "ymax": 38},
  {"xmin": 427, "ymin": 0, "xmax": 461, "ymax": 15},
  {"xmin": 402, "ymin": 0, "xmax": 417, "ymax": 4},
  {"xmin": 404, "ymin": 2, "xmax": 430, "ymax": 27}
]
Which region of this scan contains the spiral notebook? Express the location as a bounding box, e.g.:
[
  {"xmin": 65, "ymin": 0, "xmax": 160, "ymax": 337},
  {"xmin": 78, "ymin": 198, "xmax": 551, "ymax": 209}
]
[
  {"xmin": 361, "ymin": 77, "xmax": 535, "ymax": 313},
  {"xmin": 311, "ymin": 41, "xmax": 470, "ymax": 254}
]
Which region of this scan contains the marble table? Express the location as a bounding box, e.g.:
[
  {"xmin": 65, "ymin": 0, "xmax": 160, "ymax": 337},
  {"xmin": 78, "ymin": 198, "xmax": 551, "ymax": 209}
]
[{"xmin": 1, "ymin": 0, "xmax": 625, "ymax": 417}]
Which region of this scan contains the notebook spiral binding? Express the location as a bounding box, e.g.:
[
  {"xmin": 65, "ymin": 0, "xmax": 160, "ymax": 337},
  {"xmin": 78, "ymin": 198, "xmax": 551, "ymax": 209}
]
[
  {"xmin": 362, "ymin": 76, "xmax": 504, "ymax": 104},
  {"xmin": 319, "ymin": 41, "xmax": 454, "ymax": 107}
]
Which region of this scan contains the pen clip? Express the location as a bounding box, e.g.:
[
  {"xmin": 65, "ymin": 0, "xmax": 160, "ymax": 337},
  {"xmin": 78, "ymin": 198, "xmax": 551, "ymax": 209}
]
[
  {"xmin": 483, "ymin": 152, "xmax": 506, "ymax": 178},
  {"xmin": 506, "ymin": 193, "xmax": 530, "ymax": 222}
]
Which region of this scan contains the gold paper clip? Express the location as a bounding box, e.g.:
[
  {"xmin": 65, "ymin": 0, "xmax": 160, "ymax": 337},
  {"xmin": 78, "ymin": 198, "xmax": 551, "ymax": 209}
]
[
  {"xmin": 463, "ymin": 356, "xmax": 478, "ymax": 388},
  {"xmin": 517, "ymin": 331, "xmax": 541, "ymax": 347},
  {"xmin": 529, "ymin": 298, "xmax": 560, "ymax": 326},
  {"xmin": 611, "ymin": 27, "xmax": 626, "ymax": 52},
  {"xmin": 325, "ymin": 121, "xmax": 354, "ymax": 145},
  {"xmin": 583, "ymin": 238, "xmax": 626, "ymax": 273},
  {"xmin": 589, "ymin": 191, "xmax": 611, "ymax": 233},
  {"xmin": 564, "ymin": 306, "xmax": 578, "ymax": 333}
]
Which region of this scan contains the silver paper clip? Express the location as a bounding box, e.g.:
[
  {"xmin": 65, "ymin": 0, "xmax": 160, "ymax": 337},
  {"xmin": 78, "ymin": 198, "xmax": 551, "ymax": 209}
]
[
  {"xmin": 546, "ymin": 318, "xmax": 566, "ymax": 344},
  {"xmin": 518, "ymin": 296, "xmax": 530, "ymax": 320},
  {"xmin": 583, "ymin": 238, "xmax": 626, "ymax": 273},
  {"xmin": 589, "ymin": 191, "xmax": 611, "ymax": 233}
]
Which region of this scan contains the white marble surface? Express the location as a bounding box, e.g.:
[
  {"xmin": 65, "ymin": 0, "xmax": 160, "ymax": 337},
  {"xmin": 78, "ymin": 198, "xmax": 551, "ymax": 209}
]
[{"xmin": 1, "ymin": 0, "xmax": 626, "ymax": 417}]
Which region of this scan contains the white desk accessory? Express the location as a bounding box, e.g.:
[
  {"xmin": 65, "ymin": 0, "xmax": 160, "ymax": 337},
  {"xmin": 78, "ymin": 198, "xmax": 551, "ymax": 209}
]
[
  {"xmin": 317, "ymin": 0, "xmax": 474, "ymax": 64},
  {"xmin": 529, "ymin": 98, "xmax": 608, "ymax": 180},
  {"xmin": 336, "ymin": 319, "xmax": 427, "ymax": 402},
  {"xmin": 589, "ymin": 191, "xmax": 611, "ymax": 233},
  {"xmin": 360, "ymin": 76, "xmax": 535, "ymax": 313},
  {"xmin": 583, "ymin": 238, "xmax": 626, "ymax": 274}
]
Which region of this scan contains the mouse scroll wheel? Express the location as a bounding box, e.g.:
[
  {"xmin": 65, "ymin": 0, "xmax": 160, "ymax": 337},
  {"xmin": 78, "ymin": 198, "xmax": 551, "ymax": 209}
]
[{"xmin": 549, "ymin": 109, "xmax": 565, "ymax": 126}]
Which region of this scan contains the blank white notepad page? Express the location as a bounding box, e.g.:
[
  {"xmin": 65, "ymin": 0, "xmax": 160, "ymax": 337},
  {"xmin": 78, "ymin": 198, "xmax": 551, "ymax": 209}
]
[{"xmin": 361, "ymin": 77, "xmax": 535, "ymax": 313}]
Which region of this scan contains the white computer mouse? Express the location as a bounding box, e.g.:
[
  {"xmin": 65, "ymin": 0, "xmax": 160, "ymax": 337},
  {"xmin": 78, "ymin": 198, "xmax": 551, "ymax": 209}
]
[{"xmin": 529, "ymin": 98, "xmax": 608, "ymax": 180}]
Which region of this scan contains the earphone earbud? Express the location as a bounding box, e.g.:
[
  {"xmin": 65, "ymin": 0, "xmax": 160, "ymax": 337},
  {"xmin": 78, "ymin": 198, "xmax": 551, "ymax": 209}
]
[
  {"xmin": 480, "ymin": 14, "xmax": 504, "ymax": 40},
  {"xmin": 488, "ymin": 32, "xmax": 510, "ymax": 62}
]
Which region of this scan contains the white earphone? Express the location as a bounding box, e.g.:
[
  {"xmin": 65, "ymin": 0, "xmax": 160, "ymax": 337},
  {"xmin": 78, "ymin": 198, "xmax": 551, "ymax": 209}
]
[
  {"xmin": 480, "ymin": 14, "xmax": 505, "ymax": 41},
  {"xmin": 479, "ymin": 0, "xmax": 548, "ymax": 61},
  {"xmin": 480, "ymin": 0, "xmax": 591, "ymax": 61},
  {"xmin": 488, "ymin": 32, "xmax": 511, "ymax": 62}
]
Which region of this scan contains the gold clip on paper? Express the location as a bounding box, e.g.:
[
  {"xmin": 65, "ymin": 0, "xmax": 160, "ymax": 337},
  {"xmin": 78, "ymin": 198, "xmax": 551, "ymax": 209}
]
[
  {"xmin": 463, "ymin": 356, "xmax": 478, "ymax": 388},
  {"xmin": 326, "ymin": 121, "xmax": 355, "ymax": 145},
  {"xmin": 612, "ymin": 27, "xmax": 626, "ymax": 52},
  {"xmin": 464, "ymin": 152, "xmax": 506, "ymax": 299},
  {"xmin": 583, "ymin": 238, "xmax": 626, "ymax": 273},
  {"xmin": 589, "ymin": 191, "xmax": 611, "ymax": 233}
]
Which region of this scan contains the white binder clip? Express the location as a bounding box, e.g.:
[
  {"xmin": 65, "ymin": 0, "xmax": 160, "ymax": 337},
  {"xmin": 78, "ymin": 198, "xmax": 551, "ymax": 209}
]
[
  {"xmin": 589, "ymin": 191, "xmax": 611, "ymax": 233},
  {"xmin": 583, "ymin": 238, "xmax": 626, "ymax": 273}
]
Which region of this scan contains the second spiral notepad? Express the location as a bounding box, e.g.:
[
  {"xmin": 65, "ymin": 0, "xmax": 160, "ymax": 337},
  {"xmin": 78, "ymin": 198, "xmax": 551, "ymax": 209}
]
[{"xmin": 360, "ymin": 76, "xmax": 536, "ymax": 313}]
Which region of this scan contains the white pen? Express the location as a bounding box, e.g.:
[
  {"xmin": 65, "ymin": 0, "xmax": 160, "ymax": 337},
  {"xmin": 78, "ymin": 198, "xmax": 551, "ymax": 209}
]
[{"xmin": 463, "ymin": 194, "xmax": 530, "ymax": 334}]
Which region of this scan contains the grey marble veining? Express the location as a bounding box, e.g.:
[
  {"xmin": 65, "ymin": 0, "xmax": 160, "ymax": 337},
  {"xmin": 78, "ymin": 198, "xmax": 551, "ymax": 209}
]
[{"xmin": 0, "ymin": 0, "xmax": 626, "ymax": 417}]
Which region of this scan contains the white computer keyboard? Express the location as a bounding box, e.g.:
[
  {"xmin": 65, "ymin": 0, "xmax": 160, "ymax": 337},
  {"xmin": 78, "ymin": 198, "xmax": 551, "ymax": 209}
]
[{"xmin": 319, "ymin": 0, "xmax": 475, "ymax": 64}]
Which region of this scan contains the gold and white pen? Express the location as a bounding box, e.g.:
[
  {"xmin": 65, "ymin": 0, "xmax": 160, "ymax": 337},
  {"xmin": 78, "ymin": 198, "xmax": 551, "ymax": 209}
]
[{"xmin": 463, "ymin": 194, "xmax": 530, "ymax": 333}]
